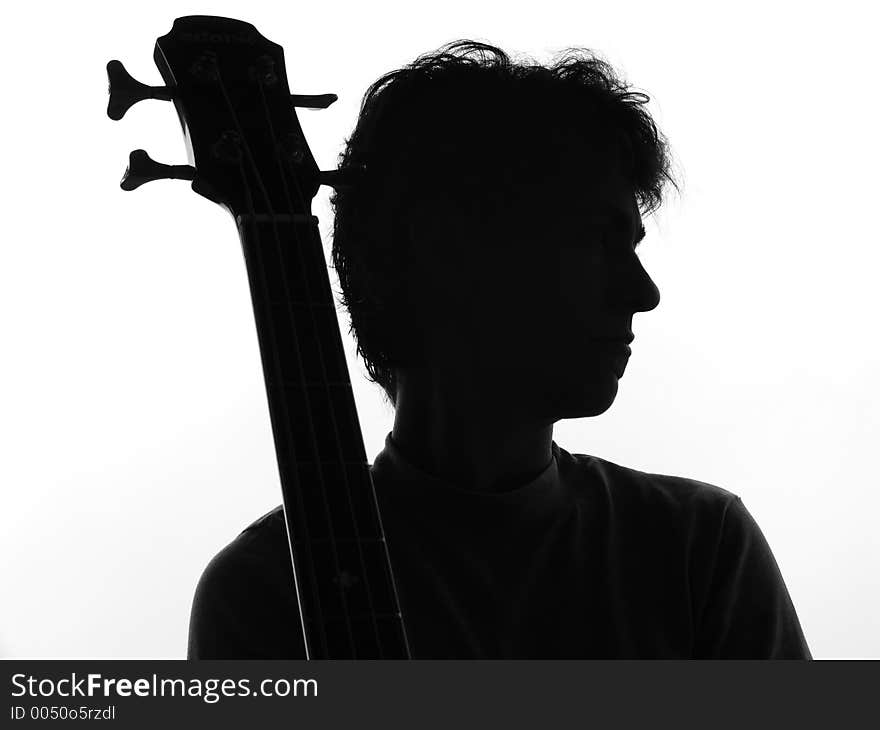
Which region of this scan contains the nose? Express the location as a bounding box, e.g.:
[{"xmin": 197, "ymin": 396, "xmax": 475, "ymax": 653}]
[{"xmin": 615, "ymin": 253, "xmax": 660, "ymax": 313}]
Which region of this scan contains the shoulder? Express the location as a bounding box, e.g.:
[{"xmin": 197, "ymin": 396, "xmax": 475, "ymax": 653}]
[
  {"xmin": 554, "ymin": 442, "xmax": 739, "ymax": 521},
  {"xmin": 196, "ymin": 505, "xmax": 290, "ymax": 592},
  {"xmin": 237, "ymin": 505, "xmax": 288, "ymax": 549},
  {"xmin": 188, "ymin": 506, "xmax": 301, "ymax": 658}
]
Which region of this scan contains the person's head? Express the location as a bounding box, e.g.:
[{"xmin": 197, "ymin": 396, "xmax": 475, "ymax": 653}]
[{"xmin": 330, "ymin": 40, "xmax": 679, "ymax": 421}]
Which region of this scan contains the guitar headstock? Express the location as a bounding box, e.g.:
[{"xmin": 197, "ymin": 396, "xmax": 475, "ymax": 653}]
[{"xmin": 108, "ymin": 15, "xmax": 344, "ymax": 218}]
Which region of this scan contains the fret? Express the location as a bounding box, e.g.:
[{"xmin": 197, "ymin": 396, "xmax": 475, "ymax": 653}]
[
  {"xmin": 292, "ymin": 537, "xmax": 386, "ymax": 545},
  {"xmin": 237, "ymin": 206, "xmax": 408, "ymax": 658},
  {"xmin": 304, "ymin": 612, "xmax": 403, "ymax": 624},
  {"xmin": 281, "ymin": 459, "xmax": 370, "ymax": 467},
  {"xmin": 303, "ymin": 613, "xmax": 410, "ymax": 659},
  {"xmin": 267, "ymin": 300, "xmax": 336, "ymax": 308},
  {"xmin": 282, "ymin": 460, "xmax": 382, "ymax": 542},
  {"xmin": 265, "ymin": 379, "xmax": 354, "ymax": 388},
  {"xmin": 237, "ymin": 218, "xmax": 336, "ymax": 306},
  {"xmin": 237, "ymin": 213, "xmax": 319, "ymax": 225},
  {"xmin": 267, "ymin": 382, "xmax": 367, "ymax": 464},
  {"xmin": 260, "ymin": 301, "xmax": 349, "ymax": 383},
  {"xmin": 287, "ymin": 534, "xmax": 407, "ymax": 658},
  {"xmin": 299, "ymin": 537, "xmax": 400, "ymax": 618}
]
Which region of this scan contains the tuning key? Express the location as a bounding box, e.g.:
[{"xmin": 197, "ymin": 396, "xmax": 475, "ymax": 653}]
[
  {"xmin": 290, "ymin": 93, "xmax": 338, "ymax": 110},
  {"xmin": 106, "ymin": 60, "xmax": 174, "ymax": 120},
  {"xmin": 318, "ymin": 166, "xmax": 364, "ymax": 190},
  {"xmin": 120, "ymin": 149, "xmax": 195, "ymax": 191}
]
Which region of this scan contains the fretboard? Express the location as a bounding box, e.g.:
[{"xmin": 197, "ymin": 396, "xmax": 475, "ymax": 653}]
[{"xmin": 235, "ymin": 212, "xmax": 411, "ymax": 659}]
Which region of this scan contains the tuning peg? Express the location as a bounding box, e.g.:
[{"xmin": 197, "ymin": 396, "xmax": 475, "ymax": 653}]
[
  {"xmin": 318, "ymin": 166, "xmax": 364, "ymax": 190},
  {"xmin": 106, "ymin": 60, "xmax": 174, "ymax": 120},
  {"xmin": 290, "ymin": 93, "xmax": 338, "ymax": 110},
  {"xmin": 120, "ymin": 149, "xmax": 195, "ymax": 191}
]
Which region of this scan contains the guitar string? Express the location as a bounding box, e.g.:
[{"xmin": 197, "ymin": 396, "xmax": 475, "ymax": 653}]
[
  {"xmin": 235, "ymin": 159, "xmax": 325, "ymax": 659},
  {"xmin": 277, "ymin": 124, "xmax": 414, "ymax": 661},
  {"xmin": 277, "ymin": 115, "xmax": 412, "ymax": 660},
  {"xmin": 255, "ymin": 79, "xmax": 386, "ymax": 658},
  {"xmin": 278, "ymin": 101, "xmax": 415, "ymax": 662},
  {"xmin": 214, "ymin": 70, "xmax": 353, "ymax": 658},
  {"xmin": 215, "ymin": 72, "xmax": 358, "ymax": 658}
]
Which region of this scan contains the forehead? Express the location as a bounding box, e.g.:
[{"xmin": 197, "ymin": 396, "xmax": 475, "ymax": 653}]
[{"xmin": 541, "ymin": 146, "xmax": 642, "ymax": 227}]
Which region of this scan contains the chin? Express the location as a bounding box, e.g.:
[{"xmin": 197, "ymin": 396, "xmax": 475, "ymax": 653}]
[{"xmin": 548, "ymin": 378, "xmax": 619, "ymax": 420}]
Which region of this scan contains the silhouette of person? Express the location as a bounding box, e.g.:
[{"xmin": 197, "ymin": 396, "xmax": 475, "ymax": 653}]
[{"xmin": 187, "ymin": 41, "xmax": 812, "ymax": 659}]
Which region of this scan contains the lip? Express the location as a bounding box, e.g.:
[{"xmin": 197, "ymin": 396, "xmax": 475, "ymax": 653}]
[
  {"xmin": 593, "ymin": 337, "xmax": 633, "ymax": 352},
  {"xmin": 595, "ymin": 339, "xmax": 632, "ymax": 355},
  {"xmin": 595, "ymin": 333, "xmax": 635, "ymax": 345}
]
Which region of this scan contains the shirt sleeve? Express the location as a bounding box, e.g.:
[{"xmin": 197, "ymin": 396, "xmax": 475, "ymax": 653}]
[
  {"xmin": 187, "ymin": 540, "xmax": 307, "ymax": 660},
  {"xmin": 693, "ymin": 496, "xmax": 812, "ymax": 659}
]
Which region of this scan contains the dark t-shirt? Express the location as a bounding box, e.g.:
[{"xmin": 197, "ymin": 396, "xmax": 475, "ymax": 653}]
[{"xmin": 188, "ymin": 434, "xmax": 812, "ymax": 659}]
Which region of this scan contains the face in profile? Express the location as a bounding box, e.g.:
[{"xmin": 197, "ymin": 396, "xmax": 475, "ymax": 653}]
[{"xmin": 407, "ymin": 152, "xmax": 661, "ymax": 425}]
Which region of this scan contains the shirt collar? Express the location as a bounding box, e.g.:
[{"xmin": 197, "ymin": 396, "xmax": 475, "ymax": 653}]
[{"xmin": 370, "ymin": 431, "xmax": 570, "ymax": 522}]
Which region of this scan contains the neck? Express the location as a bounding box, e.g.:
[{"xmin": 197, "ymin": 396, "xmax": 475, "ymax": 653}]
[{"xmin": 390, "ymin": 368, "xmax": 554, "ymax": 493}]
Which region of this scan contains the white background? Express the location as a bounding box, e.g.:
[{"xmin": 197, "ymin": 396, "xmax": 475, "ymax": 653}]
[{"xmin": 1, "ymin": 0, "xmax": 876, "ymax": 658}]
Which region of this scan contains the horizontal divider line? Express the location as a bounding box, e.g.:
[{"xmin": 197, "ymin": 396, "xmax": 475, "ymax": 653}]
[
  {"xmin": 238, "ymin": 213, "xmax": 319, "ymax": 224},
  {"xmin": 266, "ymin": 380, "xmax": 353, "ymax": 387},
  {"xmin": 263, "ymin": 301, "xmax": 337, "ymax": 307},
  {"xmin": 292, "ymin": 537, "xmax": 386, "ymax": 544},
  {"xmin": 281, "ymin": 460, "xmax": 371, "ymax": 465},
  {"xmin": 303, "ymin": 612, "xmax": 404, "ymax": 624}
]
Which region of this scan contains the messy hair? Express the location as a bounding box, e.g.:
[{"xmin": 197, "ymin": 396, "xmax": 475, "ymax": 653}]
[{"xmin": 330, "ymin": 40, "xmax": 679, "ymax": 407}]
